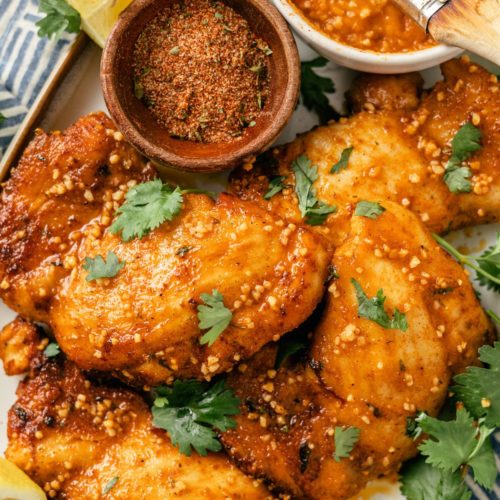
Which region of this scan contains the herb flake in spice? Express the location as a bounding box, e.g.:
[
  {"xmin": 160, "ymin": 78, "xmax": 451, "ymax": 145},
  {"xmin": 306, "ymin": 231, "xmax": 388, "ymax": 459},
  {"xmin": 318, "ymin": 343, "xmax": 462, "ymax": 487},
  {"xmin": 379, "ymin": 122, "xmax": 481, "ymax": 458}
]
[{"xmin": 133, "ymin": 0, "xmax": 271, "ymax": 144}]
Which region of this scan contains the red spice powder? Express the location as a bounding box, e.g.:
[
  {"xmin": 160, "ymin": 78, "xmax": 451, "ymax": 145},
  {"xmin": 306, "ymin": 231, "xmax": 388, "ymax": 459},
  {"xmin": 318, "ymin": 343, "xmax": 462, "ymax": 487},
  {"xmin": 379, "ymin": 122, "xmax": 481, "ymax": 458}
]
[{"xmin": 133, "ymin": 0, "xmax": 272, "ymax": 144}]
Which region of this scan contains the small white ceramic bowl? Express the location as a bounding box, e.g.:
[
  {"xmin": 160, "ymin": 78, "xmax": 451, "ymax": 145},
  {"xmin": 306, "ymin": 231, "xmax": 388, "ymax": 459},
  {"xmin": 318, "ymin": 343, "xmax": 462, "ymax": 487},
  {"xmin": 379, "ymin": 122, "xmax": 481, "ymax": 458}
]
[{"xmin": 273, "ymin": 0, "xmax": 462, "ymax": 73}]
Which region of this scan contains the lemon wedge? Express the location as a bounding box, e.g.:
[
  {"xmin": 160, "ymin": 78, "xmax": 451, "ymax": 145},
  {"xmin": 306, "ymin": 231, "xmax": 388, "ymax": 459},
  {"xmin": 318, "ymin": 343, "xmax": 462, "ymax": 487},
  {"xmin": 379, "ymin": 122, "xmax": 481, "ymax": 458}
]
[
  {"xmin": 68, "ymin": 0, "xmax": 134, "ymax": 48},
  {"xmin": 0, "ymin": 457, "xmax": 46, "ymax": 500}
]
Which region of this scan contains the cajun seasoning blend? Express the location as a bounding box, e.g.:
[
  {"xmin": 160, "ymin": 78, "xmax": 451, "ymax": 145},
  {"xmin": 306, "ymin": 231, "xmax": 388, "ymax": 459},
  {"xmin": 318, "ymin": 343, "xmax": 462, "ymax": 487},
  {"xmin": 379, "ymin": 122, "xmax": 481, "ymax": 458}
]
[{"xmin": 133, "ymin": 0, "xmax": 272, "ymax": 143}]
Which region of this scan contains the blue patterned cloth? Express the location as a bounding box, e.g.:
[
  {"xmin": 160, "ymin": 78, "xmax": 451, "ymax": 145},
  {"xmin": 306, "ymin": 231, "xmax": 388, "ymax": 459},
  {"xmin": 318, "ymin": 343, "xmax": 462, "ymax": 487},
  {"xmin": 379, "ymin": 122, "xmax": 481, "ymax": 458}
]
[
  {"xmin": 0, "ymin": 1, "xmax": 498, "ymax": 498},
  {"xmin": 0, "ymin": 0, "xmax": 76, "ymax": 154}
]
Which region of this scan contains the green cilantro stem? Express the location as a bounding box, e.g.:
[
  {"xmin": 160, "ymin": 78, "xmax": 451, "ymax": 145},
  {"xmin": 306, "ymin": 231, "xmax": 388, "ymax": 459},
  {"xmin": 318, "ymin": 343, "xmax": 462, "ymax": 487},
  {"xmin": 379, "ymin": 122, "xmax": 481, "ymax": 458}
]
[{"xmin": 433, "ymin": 234, "xmax": 500, "ymax": 287}]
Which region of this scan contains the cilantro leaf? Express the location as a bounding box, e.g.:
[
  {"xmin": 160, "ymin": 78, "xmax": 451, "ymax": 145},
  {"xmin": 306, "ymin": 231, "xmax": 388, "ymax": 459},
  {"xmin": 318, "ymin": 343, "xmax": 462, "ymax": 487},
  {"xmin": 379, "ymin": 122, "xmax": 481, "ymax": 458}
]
[
  {"xmin": 36, "ymin": 0, "xmax": 81, "ymax": 40},
  {"xmin": 333, "ymin": 426, "xmax": 360, "ymax": 461},
  {"xmin": 110, "ymin": 180, "xmax": 183, "ymax": 241},
  {"xmin": 300, "ymin": 57, "xmax": 340, "ymax": 124},
  {"xmin": 102, "ymin": 477, "xmax": 119, "ymax": 495},
  {"xmin": 417, "ymin": 409, "xmax": 496, "ymax": 489},
  {"xmin": 264, "ymin": 176, "xmax": 285, "ymax": 200},
  {"xmin": 151, "ymin": 379, "xmax": 240, "ymax": 456},
  {"xmin": 433, "ymin": 233, "xmax": 500, "ymax": 292},
  {"xmin": 44, "ymin": 342, "xmax": 60, "ymax": 358},
  {"xmin": 476, "ymin": 235, "xmax": 500, "ymax": 292},
  {"xmin": 351, "ymin": 279, "xmax": 408, "ymax": 331},
  {"xmin": 443, "ymin": 122, "xmax": 482, "ymax": 194},
  {"xmin": 354, "ymin": 200, "xmax": 386, "ymax": 219},
  {"xmin": 292, "ymin": 155, "xmax": 336, "ymax": 226},
  {"xmin": 275, "ymin": 336, "xmax": 308, "ymax": 369},
  {"xmin": 400, "ymin": 456, "xmax": 471, "ymax": 500},
  {"xmin": 330, "ymin": 147, "xmax": 353, "ymax": 174},
  {"xmin": 453, "ymin": 342, "xmax": 500, "ymax": 427},
  {"xmin": 197, "ymin": 290, "xmax": 232, "ymax": 346},
  {"xmin": 82, "ymin": 251, "xmax": 125, "ymax": 281}
]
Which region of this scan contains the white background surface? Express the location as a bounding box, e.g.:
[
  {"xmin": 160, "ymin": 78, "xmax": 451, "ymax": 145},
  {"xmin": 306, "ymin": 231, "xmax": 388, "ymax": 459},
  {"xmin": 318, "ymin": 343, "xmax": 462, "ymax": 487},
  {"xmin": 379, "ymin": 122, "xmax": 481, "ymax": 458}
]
[{"xmin": 0, "ymin": 37, "xmax": 498, "ymax": 499}]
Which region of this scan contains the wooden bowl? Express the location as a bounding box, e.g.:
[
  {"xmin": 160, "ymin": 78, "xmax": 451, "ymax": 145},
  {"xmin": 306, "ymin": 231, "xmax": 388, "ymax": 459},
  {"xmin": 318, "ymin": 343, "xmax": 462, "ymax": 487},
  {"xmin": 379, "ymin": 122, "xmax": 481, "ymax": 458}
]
[{"xmin": 100, "ymin": 0, "xmax": 300, "ymax": 173}]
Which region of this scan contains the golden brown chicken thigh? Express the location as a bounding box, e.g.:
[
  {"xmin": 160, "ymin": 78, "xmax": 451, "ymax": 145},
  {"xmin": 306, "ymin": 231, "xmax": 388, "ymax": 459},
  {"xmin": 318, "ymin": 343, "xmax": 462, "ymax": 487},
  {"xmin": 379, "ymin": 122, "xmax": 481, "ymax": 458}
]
[
  {"xmin": 221, "ymin": 202, "xmax": 493, "ymax": 499},
  {"xmin": 0, "ymin": 112, "xmax": 155, "ymax": 322},
  {"xmin": 50, "ymin": 193, "xmax": 330, "ymax": 385},
  {"xmin": 3, "ymin": 323, "xmax": 269, "ymax": 500},
  {"xmin": 230, "ymin": 57, "xmax": 500, "ymax": 246}
]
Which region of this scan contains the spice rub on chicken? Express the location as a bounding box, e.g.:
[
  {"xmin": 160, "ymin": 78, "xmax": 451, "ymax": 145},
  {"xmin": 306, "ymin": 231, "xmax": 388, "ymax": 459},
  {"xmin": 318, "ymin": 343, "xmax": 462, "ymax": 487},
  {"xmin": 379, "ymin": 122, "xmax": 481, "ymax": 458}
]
[
  {"xmin": 221, "ymin": 202, "xmax": 494, "ymax": 499},
  {"xmin": 0, "ymin": 112, "xmax": 155, "ymax": 322},
  {"xmin": 3, "ymin": 322, "xmax": 269, "ymax": 500},
  {"xmin": 230, "ymin": 57, "xmax": 500, "ymax": 247},
  {"xmin": 50, "ymin": 192, "xmax": 330, "ymax": 385}
]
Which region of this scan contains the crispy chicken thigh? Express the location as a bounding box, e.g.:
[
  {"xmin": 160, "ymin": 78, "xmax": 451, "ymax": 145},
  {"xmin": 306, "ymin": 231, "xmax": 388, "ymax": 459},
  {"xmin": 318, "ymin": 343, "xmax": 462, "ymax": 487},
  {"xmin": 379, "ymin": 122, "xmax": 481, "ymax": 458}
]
[
  {"xmin": 50, "ymin": 193, "xmax": 330, "ymax": 385},
  {"xmin": 221, "ymin": 202, "xmax": 493, "ymax": 499},
  {"xmin": 3, "ymin": 322, "xmax": 269, "ymax": 500},
  {"xmin": 0, "ymin": 112, "xmax": 155, "ymax": 322},
  {"xmin": 230, "ymin": 58, "xmax": 500, "ymax": 246}
]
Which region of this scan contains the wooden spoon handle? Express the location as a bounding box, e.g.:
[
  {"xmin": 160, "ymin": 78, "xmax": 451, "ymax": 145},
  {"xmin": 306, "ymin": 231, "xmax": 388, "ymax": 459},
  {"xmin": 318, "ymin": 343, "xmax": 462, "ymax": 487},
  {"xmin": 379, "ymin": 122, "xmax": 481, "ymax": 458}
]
[{"xmin": 428, "ymin": 0, "xmax": 500, "ymax": 65}]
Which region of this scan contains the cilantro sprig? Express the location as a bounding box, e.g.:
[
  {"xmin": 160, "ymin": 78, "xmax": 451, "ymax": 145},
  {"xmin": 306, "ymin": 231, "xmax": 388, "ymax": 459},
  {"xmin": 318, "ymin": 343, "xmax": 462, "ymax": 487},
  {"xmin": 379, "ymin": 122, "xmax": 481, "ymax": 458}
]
[
  {"xmin": 401, "ymin": 457, "xmax": 472, "ymax": 500},
  {"xmin": 292, "ymin": 155, "xmax": 336, "ymax": 226},
  {"xmin": 36, "ymin": 0, "xmax": 81, "ymax": 40},
  {"xmin": 82, "ymin": 251, "xmax": 125, "ymax": 281},
  {"xmin": 453, "ymin": 342, "xmax": 500, "ymax": 427},
  {"xmin": 151, "ymin": 380, "xmax": 240, "ymax": 456},
  {"xmin": 300, "ymin": 57, "xmax": 340, "ymax": 124},
  {"xmin": 354, "ymin": 201, "xmax": 386, "ymax": 219},
  {"xmin": 44, "ymin": 342, "xmax": 60, "ymax": 358},
  {"xmin": 416, "ymin": 409, "xmax": 496, "ymax": 489},
  {"xmin": 351, "ymin": 279, "xmax": 408, "ymax": 331},
  {"xmin": 433, "ymin": 233, "xmax": 500, "ymax": 292},
  {"xmin": 110, "ymin": 180, "xmax": 183, "ymax": 241},
  {"xmin": 443, "ymin": 122, "xmax": 482, "ymax": 194},
  {"xmin": 264, "ymin": 176, "xmax": 286, "ymax": 200},
  {"xmin": 333, "ymin": 426, "xmax": 360, "ymax": 462},
  {"xmin": 197, "ymin": 290, "xmax": 233, "ymax": 346},
  {"xmin": 330, "ymin": 147, "xmax": 353, "ymax": 174}
]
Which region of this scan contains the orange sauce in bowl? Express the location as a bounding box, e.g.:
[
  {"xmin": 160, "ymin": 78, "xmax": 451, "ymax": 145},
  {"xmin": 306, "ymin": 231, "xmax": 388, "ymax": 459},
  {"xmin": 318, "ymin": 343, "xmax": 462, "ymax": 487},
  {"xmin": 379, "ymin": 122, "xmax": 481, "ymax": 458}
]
[{"xmin": 289, "ymin": 0, "xmax": 437, "ymax": 53}]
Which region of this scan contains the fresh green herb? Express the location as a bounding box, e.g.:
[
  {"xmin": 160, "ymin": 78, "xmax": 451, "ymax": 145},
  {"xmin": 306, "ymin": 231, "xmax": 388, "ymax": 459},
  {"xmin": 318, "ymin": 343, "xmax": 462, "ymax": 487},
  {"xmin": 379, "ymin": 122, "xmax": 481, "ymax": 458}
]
[
  {"xmin": 197, "ymin": 290, "xmax": 233, "ymax": 346},
  {"xmin": 110, "ymin": 180, "xmax": 183, "ymax": 241},
  {"xmin": 264, "ymin": 176, "xmax": 285, "ymax": 200},
  {"xmin": 292, "ymin": 155, "xmax": 336, "ymax": 226},
  {"xmin": 333, "ymin": 426, "xmax": 360, "ymax": 461},
  {"xmin": 351, "ymin": 279, "xmax": 408, "ymax": 331},
  {"xmin": 354, "ymin": 201, "xmax": 386, "ymax": 219},
  {"xmin": 134, "ymin": 79, "xmax": 144, "ymax": 100},
  {"xmin": 300, "ymin": 57, "xmax": 340, "ymax": 124},
  {"xmin": 169, "ymin": 46, "xmax": 180, "ymax": 55},
  {"xmin": 36, "ymin": 0, "xmax": 81, "ymax": 40},
  {"xmin": 102, "ymin": 477, "xmax": 119, "ymax": 495},
  {"xmin": 416, "ymin": 409, "xmax": 496, "ymax": 489},
  {"xmin": 330, "ymin": 147, "xmax": 353, "ymax": 174},
  {"xmin": 433, "ymin": 233, "xmax": 500, "ymax": 292},
  {"xmin": 406, "ymin": 415, "xmax": 421, "ymax": 438},
  {"xmin": 82, "ymin": 251, "xmax": 125, "ymax": 281},
  {"xmin": 214, "ymin": 11, "xmax": 224, "ymax": 19},
  {"xmin": 400, "ymin": 457, "xmax": 471, "ymax": 500},
  {"xmin": 453, "ymin": 342, "xmax": 500, "ymax": 427},
  {"xmin": 274, "ymin": 336, "xmax": 308, "ymax": 368},
  {"xmin": 443, "ymin": 122, "xmax": 482, "ymax": 193},
  {"xmin": 44, "ymin": 342, "xmax": 60, "ymax": 358},
  {"xmin": 176, "ymin": 246, "xmax": 193, "ymax": 257},
  {"xmin": 487, "ymin": 309, "xmax": 500, "ymax": 323},
  {"xmin": 151, "ymin": 379, "xmax": 240, "ymax": 456}
]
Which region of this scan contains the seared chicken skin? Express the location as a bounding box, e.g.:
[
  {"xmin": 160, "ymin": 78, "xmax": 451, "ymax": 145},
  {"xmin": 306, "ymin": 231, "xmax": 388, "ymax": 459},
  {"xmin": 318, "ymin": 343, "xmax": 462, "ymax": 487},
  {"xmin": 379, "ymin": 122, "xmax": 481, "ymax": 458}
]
[
  {"xmin": 0, "ymin": 112, "xmax": 155, "ymax": 322},
  {"xmin": 50, "ymin": 193, "xmax": 330, "ymax": 385},
  {"xmin": 221, "ymin": 202, "xmax": 493, "ymax": 499},
  {"xmin": 2, "ymin": 321, "xmax": 269, "ymax": 500},
  {"xmin": 230, "ymin": 58, "xmax": 500, "ymax": 246}
]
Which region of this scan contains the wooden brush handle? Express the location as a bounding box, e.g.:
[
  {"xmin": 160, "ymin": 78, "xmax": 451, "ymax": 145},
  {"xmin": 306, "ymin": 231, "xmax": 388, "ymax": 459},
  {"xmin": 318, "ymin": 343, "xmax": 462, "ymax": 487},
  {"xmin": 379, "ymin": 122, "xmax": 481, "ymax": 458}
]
[{"xmin": 428, "ymin": 0, "xmax": 500, "ymax": 65}]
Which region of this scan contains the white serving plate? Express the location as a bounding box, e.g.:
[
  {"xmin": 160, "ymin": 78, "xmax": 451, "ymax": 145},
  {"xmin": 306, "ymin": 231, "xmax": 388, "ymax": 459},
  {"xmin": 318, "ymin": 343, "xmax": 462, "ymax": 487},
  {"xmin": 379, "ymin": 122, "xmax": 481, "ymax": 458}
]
[{"xmin": 0, "ymin": 36, "xmax": 498, "ymax": 500}]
